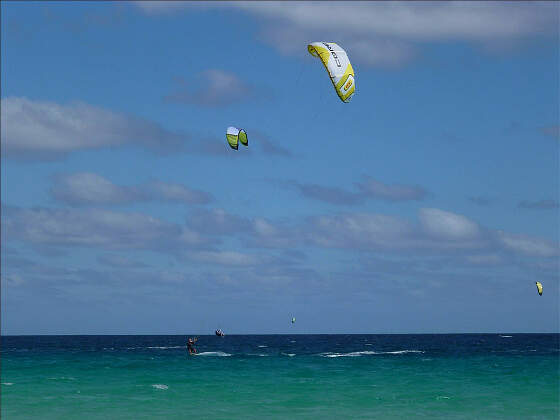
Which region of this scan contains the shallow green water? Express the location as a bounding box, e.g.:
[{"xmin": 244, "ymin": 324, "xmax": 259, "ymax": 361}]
[{"xmin": 2, "ymin": 334, "xmax": 558, "ymax": 419}]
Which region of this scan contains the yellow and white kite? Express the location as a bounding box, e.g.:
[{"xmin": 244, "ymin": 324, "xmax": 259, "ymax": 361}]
[
  {"xmin": 308, "ymin": 42, "xmax": 355, "ymax": 103},
  {"xmin": 536, "ymin": 281, "xmax": 543, "ymax": 296}
]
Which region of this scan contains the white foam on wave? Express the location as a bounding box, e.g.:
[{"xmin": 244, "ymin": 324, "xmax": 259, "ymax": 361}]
[
  {"xmin": 196, "ymin": 351, "xmax": 231, "ymax": 357},
  {"xmin": 281, "ymin": 353, "xmax": 296, "ymax": 357},
  {"xmin": 321, "ymin": 351, "xmax": 378, "ymax": 358},
  {"xmin": 436, "ymin": 396, "xmax": 450, "ymax": 400},
  {"xmin": 499, "ymin": 335, "xmax": 513, "ymax": 338},
  {"xmin": 258, "ymin": 345, "xmax": 267, "ymax": 348},
  {"xmin": 2, "ymin": 382, "xmax": 14, "ymax": 386},
  {"xmin": 320, "ymin": 349, "xmax": 424, "ymax": 358},
  {"xmin": 147, "ymin": 346, "xmax": 184, "ymax": 350},
  {"xmin": 152, "ymin": 384, "xmax": 168, "ymax": 390}
]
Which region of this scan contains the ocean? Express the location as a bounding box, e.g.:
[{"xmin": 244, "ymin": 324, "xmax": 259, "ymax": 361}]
[{"xmin": 1, "ymin": 334, "xmax": 558, "ymax": 419}]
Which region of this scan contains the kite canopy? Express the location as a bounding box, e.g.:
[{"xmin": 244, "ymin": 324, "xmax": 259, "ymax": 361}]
[
  {"xmin": 536, "ymin": 281, "xmax": 543, "ymax": 296},
  {"xmin": 226, "ymin": 126, "xmax": 248, "ymax": 150},
  {"xmin": 239, "ymin": 129, "xmax": 248, "ymax": 146},
  {"xmin": 308, "ymin": 42, "xmax": 355, "ymax": 103},
  {"xmin": 291, "ymin": 317, "xmax": 296, "ymax": 324}
]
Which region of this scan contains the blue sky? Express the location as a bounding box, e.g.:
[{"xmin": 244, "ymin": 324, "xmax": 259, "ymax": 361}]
[{"xmin": 1, "ymin": 1, "xmax": 558, "ymax": 335}]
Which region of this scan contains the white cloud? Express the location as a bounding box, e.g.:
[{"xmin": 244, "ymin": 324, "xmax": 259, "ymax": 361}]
[
  {"xmin": 144, "ymin": 180, "xmax": 213, "ymax": 204},
  {"xmin": 232, "ymin": 2, "xmax": 556, "ymax": 40},
  {"xmin": 4, "ymin": 206, "xmax": 206, "ymax": 251},
  {"xmin": 306, "ymin": 213, "xmax": 413, "ymax": 249},
  {"xmin": 164, "ymin": 69, "xmax": 253, "ymax": 107},
  {"xmin": 3, "ymin": 273, "xmax": 25, "ymax": 286},
  {"xmin": 465, "ymin": 254, "xmax": 503, "ymax": 266},
  {"xmin": 419, "ymin": 208, "xmax": 481, "ymax": 241},
  {"xmin": 135, "ymin": 2, "xmax": 558, "ymax": 66},
  {"xmin": 51, "ymin": 173, "xmax": 213, "ymax": 206},
  {"xmin": 188, "ymin": 208, "xmax": 251, "ymax": 235},
  {"xmin": 253, "ymin": 218, "xmax": 278, "ymax": 237},
  {"xmin": 52, "ymin": 173, "xmax": 138, "ymax": 205},
  {"xmin": 498, "ymin": 232, "xmax": 559, "ymax": 258},
  {"xmin": 190, "ymin": 250, "xmax": 259, "ymax": 266},
  {"xmin": 1, "ymin": 97, "xmax": 186, "ymax": 159}
]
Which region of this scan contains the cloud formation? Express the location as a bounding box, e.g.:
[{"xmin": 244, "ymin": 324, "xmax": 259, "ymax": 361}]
[
  {"xmin": 357, "ymin": 177, "xmax": 428, "ymax": 202},
  {"xmin": 4, "ymin": 203, "xmax": 557, "ymax": 279},
  {"xmin": 136, "ymin": 2, "xmax": 559, "ymax": 67},
  {"xmin": 183, "ymin": 205, "xmax": 558, "ymax": 262},
  {"xmin": 97, "ymin": 254, "xmax": 148, "ymax": 268},
  {"xmin": 285, "ymin": 176, "xmax": 428, "ymax": 205},
  {"xmin": 164, "ymin": 70, "xmax": 254, "ymax": 107},
  {"xmin": 518, "ymin": 199, "xmax": 559, "ymax": 210},
  {"xmin": 1, "ymin": 97, "xmax": 186, "ymax": 160},
  {"xmin": 468, "ymin": 196, "xmax": 494, "ymax": 207},
  {"xmin": 51, "ymin": 172, "xmax": 213, "ymax": 206},
  {"xmin": 4, "ymin": 205, "xmax": 208, "ymax": 252},
  {"xmin": 1, "ymin": 97, "xmax": 291, "ymax": 160}
]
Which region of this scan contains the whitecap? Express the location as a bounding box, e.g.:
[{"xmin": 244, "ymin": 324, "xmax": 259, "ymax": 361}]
[
  {"xmin": 499, "ymin": 335, "xmax": 513, "ymax": 338},
  {"xmin": 152, "ymin": 384, "xmax": 168, "ymax": 390},
  {"xmin": 319, "ymin": 350, "xmax": 423, "ymax": 358},
  {"xmin": 195, "ymin": 351, "xmax": 231, "ymax": 357},
  {"xmin": 436, "ymin": 396, "xmax": 450, "ymax": 400},
  {"xmin": 258, "ymin": 345, "xmax": 267, "ymax": 348},
  {"xmin": 2, "ymin": 383, "xmax": 14, "ymax": 386},
  {"xmin": 281, "ymin": 353, "xmax": 296, "ymax": 357},
  {"xmin": 147, "ymin": 346, "xmax": 184, "ymax": 350},
  {"xmin": 320, "ymin": 351, "xmax": 378, "ymax": 358},
  {"xmin": 381, "ymin": 350, "xmax": 424, "ymax": 355}
]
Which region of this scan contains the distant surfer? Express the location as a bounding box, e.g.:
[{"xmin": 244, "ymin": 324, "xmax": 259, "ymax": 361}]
[
  {"xmin": 187, "ymin": 337, "xmax": 198, "ymax": 355},
  {"xmin": 215, "ymin": 329, "xmax": 225, "ymax": 337}
]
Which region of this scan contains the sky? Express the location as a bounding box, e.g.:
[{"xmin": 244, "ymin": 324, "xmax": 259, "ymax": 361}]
[{"xmin": 1, "ymin": 1, "xmax": 559, "ymax": 335}]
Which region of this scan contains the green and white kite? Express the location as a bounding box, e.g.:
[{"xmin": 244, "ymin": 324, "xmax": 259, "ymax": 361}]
[{"xmin": 226, "ymin": 126, "xmax": 248, "ymax": 150}]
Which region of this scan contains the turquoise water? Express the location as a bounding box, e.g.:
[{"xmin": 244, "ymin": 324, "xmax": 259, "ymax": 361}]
[{"xmin": 2, "ymin": 334, "xmax": 559, "ymax": 419}]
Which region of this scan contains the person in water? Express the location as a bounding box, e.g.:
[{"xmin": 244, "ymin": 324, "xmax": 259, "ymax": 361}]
[{"xmin": 187, "ymin": 337, "xmax": 198, "ymax": 355}]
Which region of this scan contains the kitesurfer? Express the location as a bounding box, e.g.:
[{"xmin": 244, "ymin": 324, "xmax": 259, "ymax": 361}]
[{"xmin": 187, "ymin": 337, "xmax": 198, "ymax": 355}]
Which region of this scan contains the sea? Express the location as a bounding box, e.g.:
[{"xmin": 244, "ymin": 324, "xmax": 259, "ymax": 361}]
[{"xmin": 1, "ymin": 334, "xmax": 558, "ymax": 419}]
